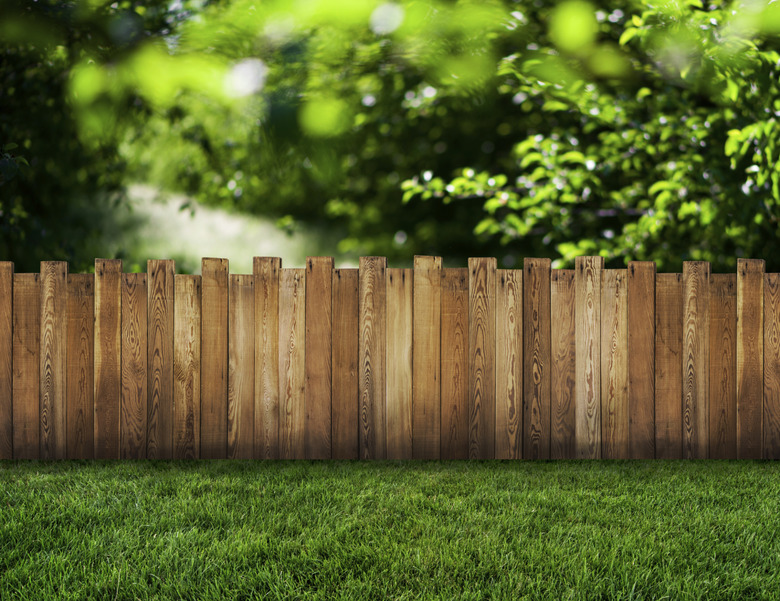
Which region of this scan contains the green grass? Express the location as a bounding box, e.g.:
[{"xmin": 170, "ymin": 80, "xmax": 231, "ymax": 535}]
[{"xmin": 1, "ymin": 461, "xmax": 779, "ymax": 600}]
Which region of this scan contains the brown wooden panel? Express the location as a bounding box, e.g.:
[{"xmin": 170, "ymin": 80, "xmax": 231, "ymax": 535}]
[
  {"xmin": 305, "ymin": 257, "xmax": 333, "ymax": 459},
  {"xmin": 40, "ymin": 261, "xmax": 67, "ymax": 460},
  {"xmin": 387, "ymin": 268, "xmax": 413, "ymax": 460},
  {"xmin": 66, "ymin": 274, "xmax": 93, "ymax": 459},
  {"xmin": 358, "ymin": 257, "xmax": 387, "ymax": 459},
  {"xmin": 413, "ymin": 256, "xmax": 441, "ymax": 459},
  {"xmin": 496, "ymin": 269, "xmax": 522, "ymax": 460},
  {"xmin": 628, "ymin": 262, "xmax": 655, "ymax": 459},
  {"xmin": 601, "ymin": 269, "xmax": 628, "ymax": 459},
  {"xmin": 575, "ymin": 256, "xmax": 603, "ymax": 459},
  {"xmin": 736, "ymin": 259, "xmax": 764, "ymax": 459},
  {"xmin": 229, "ymin": 274, "xmax": 254, "ymax": 459},
  {"xmin": 551, "ymin": 269, "xmax": 576, "ymax": 459},
  {"xmin": 279, "ymin": 269, "xmax": 306, "ymax": 459},
  {"xmin": 254, "ymin": 257, "xmax": 281, "ymax": 459},
  {"xmin": 468, "ymin": 257, "xmax": 496, "ymax": 459},
  {"xmin": 441, "ymin": 268, "xmax": 468, "ymax": 460},
  {"xmin": 682, "ymin": 261, "xmax": 710, "ymax": 459},
  {"xmin": 332, "ymin": 268, "xmax": 359, "ymax": 460},
  {"xmin": 174, "ymin": 275, "xmax": 201, "ymax": 459},
  {"xmin": 13, "ymin": 274, "xmax": 40, "ymax": 459},
  {"xmin": 764, "ymin": 273, "xmax": 780, "ymax": 459},
  {"xmin": 94, "ymin": 259, "xmax": 122, "ymax": 459},
  {"xmin": 655, "ymin": 273, "xmax": 683, "ymax": 459},
  {"xmin": 121, "ymin": 273, "xmax": 147, "ymax": 459},
  {"xmin": 523, "ymin": 259, "xmax": 550, "ymax": 460},
  {"xmin": 0, "ymin": 263, "xmax": 11, "ymax": 459},
  {"xmin": 147, "ymin": 259, "xmax": 174, "ymax": 459},
  {"xmin": 709, "ymin": 274, "xmax": 736, "ymax": 459}
]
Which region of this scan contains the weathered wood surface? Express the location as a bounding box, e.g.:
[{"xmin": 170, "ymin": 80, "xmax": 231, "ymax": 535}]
[
  {"xmin": 332, "ymin": 268, "xmax": 359, "ymax": 460},
  {"xmin": 441, "ymin": 269, "xmax": 469, "ymax": 460},
  {"xmin": 709, "ymin": 274, "xmax": 736, "ymax": 459},
  {"xmin": 523, "ymin": 259, "xmax": 549, "ymax": 460},
  {"xmin": 601, "ymin": 269, "xmax": 628, "ymax": 460},
  {"xmin": 229, "ymin": 274, "xmax": 254, "ymax": 460},
  {"xmin": 94, "ymin": 259, "xmax": 122, "ymax": 459},
  {"xmin": 551, "ymin": 269, "xmax": 576, "ymax": 459},
  {"xmin": 387, "ymin": 268, "xmax": 413, "ymax": 460},
  {"xmin": 173, "ymin": 275, "xmax": 200, "ymax": 460},
  {"xmin": 66, "ymin": 274, "xmax": 93, "ymax": 459},
  {"xmin": 469, "ymin": 258, "xmax": 496, "ymax": 459},
  {"xmin": 575, "ymin": 256, "xmax": 602, "ymax": 459},
  {"xmin": 682, "ymin": 261, "xmax": 710, "ymax": 459},
  {"xmin": 0, "ymin": 264, "xmax": 12, "ymax": 459},
  {"xmin": 279, "ymin": 268, "xmax": 306, "ymax": 460},
  {"xmin": 121, "ymin": 273, "xmax": 147, "ymax": 459},
  {"xmin": 736, "ymin": 259, "xmax": 764, "ymax": 459},
  {"xmin": 40, "ymin": 261, "xmax": 67, "ymax": 460},
  {"xmin": 628, "ymin": 262, "xmax": 655, "ymax": 459},
  {"xmin": 655, "ymin": 273, "xmax": 683, "ymax": 459},
  {"xmin": 496, "ymin": 269, "xmax": 522, "ymax": 460},
  {"xmin": 12, "ymin": 274, "xmax": 40, "ymax": 459},
  {"xmin": 764, "ymin": 273, "xmax": 780, "ymax": 460},
  {"xmin": 147, "ymin": 259, "xmax": 174, "ymax": 459},
  {"xmin": 254, "ymin": 257, "xmax": 281, "ymax": 459}
]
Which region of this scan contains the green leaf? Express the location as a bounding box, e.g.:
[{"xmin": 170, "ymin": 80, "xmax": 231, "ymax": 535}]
[
  {"xmin": 3, "ymin": 143, "xmax": 18, "ymax": 151},
  {"xmin": 619, "ymin": 27, "xmax": 637, "ymax": 46}
]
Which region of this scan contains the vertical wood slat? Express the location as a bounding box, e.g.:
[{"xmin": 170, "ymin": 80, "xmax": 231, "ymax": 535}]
[
  {"xmin": 764, "ymin": 273, "xmax": 780, "ymax": 459},
  {"xmin": 628, "ymin": 262, "xmax": 655, "ymax": 459},
  {"xmin": 229, "ymin": 274, "xmax": 254, "ymax": 460},
  {"xmin": 655, "ymin": 273, "xmax": 683, "ymax": 459},
  {"xmin": 496, "ymin": 269, "xmax": 522, "ymax": 460},
  {"xmin": 551, "ymin": 270, "xmax": 576, "ymax": 459},
  {"xmin": 709, "ymin": 274, "xmax": 736, "ymax": 459},
  {"xmin": 147, "ymin": 259, "xmax": 174, "ymax": 459},
  {"xmin": 358, "ymin": 257, "xmax": 387, "ymax": 459},
  {"xmin": 66, "ymin": 274, "xmax": 94, "ymax": 459},
  {"xmin": 305, "ymin": 257, "xmax": 333, "ymax": 459},
  {"xmin": 121, "ymin": 273, "xmax": 147, "ymax": 459},
  {"xmin": 736, "ymin": 259, "xmax": 764, "ymax": 459},
  {"xmin": 441, "ymin": 269, "xmax": 469, "ymax": 460},
  {"xmin": 254, "ymin": 257, "xmax": 281, "ymax": 459},
  {"xmin": 387, "ymin": 268, "xmax": 413, "ymax": 460},
  {"xmin": 575, "ymin": 256, "xmax": 603, "ymax": 459},
  {"xmin": 40, "ymin": 261, "xmax": 67, "ymax": 460},
  {"xmin": 523, "ymin": 258, "xmax": 550, "ymax": 460},
  {"xmin": 94, "ymin": 259, "xmax": 122, "ymax": 459},
  {"xmin": 469, "ymin": 257, "xmax": 496, "ymax": 459},
  {"xmin": 601, "ymin": 269, "xmax": 628, "ymax": 459},
  {"xmin": 279, "ymin": 269, "xmax": 306, "ymax": 460},
  {"xmin": 0, "ymin": 263, "xmax": 11, "ymax": 459},
  {"xmin": 332, "ymin": 268, "xmax": 359, "ymax": 460},
  {"xmin": 173, "ymin": 275, "xmax": 200, "ymax": 460},
  {"xmin": 413, "ymin": 256, "xmax": 441, "ymax": 460},
  {"xmin": 682, "ymin": 261, "xmax": 710, "ymax": 459},
  {"xmin": 13, "ymin": 274, "xmax": 40, "ymax": 459}
]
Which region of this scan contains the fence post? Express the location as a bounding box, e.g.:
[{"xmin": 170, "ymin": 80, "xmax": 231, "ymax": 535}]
[
  {"xmin": 279, "ymin": 267, "xmax": 306, "ymax": 459},
  {"xmin": 229, "ymin": 273, "xmax": 254, "ymax": 459},
  {"xmin": 13, "ymin": 273, "xmax": 40, "ymax": 459},
  {"xmin": 174, "ymin": 274, "xmax": 200, "ymax": 459},
  {"xmin": 601, "ymin": 268, "xmax": 628, "ymax": 459},
  {"xmin": 764, "ymin": 272, "xmax": 780, "ymax": 459},
  {"xmin": 332, "ymin": 267, "xmax": 358, "ymax": 459},
  {"xmin": 708, "ymin": 273, "xmax": 736, "ymax": 459},
  {"xmin": 254, "ymin": 257, "xmax": 281, "ymax": 459},
  {"xmin": 682, "ymin": 261, "xmax": 710, "ymax": 459},
  {"xmin": 387, "ymin": 265, "xmax": 412, "ymax": 459},
  {"xmin": 628, "ymin": 261, "xmax": 656, "ymax": 459},
  {"xmin": 94, "ymin": 259, "xmax": 122, "ymax": 459},
  {"xmin": 147, "ymin": 259, "xmax": 175, "ymax": 459},
  {"xmin": 523, "ymin": 259, "xmax": 550, "ymax": 460},
  {"xmin": 441, "ymin": 268, "xmax": 468, "ymax": 459},
  {"xmin": 0, "ymin": 262, "xmax": 13, "ymax": 459},
  {"xmin": 40, "ymin": 260, "xmax": 68, "ymax": 460}
]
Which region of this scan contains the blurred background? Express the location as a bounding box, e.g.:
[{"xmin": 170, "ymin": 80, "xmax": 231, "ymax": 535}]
[{"xmin": 2, "ymin": 0, "xmax": 780, "ymax": 273}]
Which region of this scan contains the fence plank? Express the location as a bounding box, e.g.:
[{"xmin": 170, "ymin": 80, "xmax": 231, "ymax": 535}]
[
  {"xmin": 94, "ymin": 259, "xmax": 122, "ymax": 459},
  {"xmin": 332, "ymin": 268, "xmax": 359, "ymax": 460},
  {"xmin": 551, "ymin": 269, "xmax": 576, "ymax": 459},
  {"xmin": 0, "ymin": 263, "xmax": 11, "ymax": 459},
  {"xmin": 40, "ymin": 261, "xmax": 67, "ymax": 460},
  {"xmin": 280, "ymin": 269, "xmax": 306, "ymax": 459},
  {"xmin": 121, "ymin": 273, "xmax": 147, "ymax": 459},
  {"xmin": 709, "ymin": 274, "xmax": 736, "ymax": 459},
  {"xmin": 147, "ymin": 259, "xmax": 174, "ymax": 459},
  {"xmin": 441, "ymin": 268, "xmax": 468, "ymax": 460},
  {"xmin": 524, "ymin": 259, "xmax": 550, "ymax": 460},
  {"xmin": 413, "ymin": 256, "xmax": 442, "ymax": 459},
  {"xmin": 764, "ymin": 273, "xmax": 780, "ymax": 459},
  {"xmin": 66, "ymin": 274, "xmax": 94, "ymax": 459},
  {"xmin": 682, "ymin": 261, "xmax": 710, "ymax": 458},
  {"xmin": 655, "ymin": 273, "xmax": 683, "ymax": 459},
  {"xmin": 387, "ymin": 268, "xmax": 413, "ymax": 459},
  {"xmin": 229, "ymin": 274, "xmax": 254, "ymax": 459},
  {"xmin": 628, "ymin": 262, "xmax": 655, "ymax": 459},
  {"xmin": 254, "ymin": 257, "xmax": 281, "ymax": 459},
  {"xmin": 13, "ymin": 274, "xmax": 40, "ymax": 459},
  {"xmin": 174, "ymin": 275, "xmax": 200, "ymax": 459},
  {"xmin": 358, "ymin": 257, "xmax": 387, "ymax": 459},
  {"xmin": 495, "ymin": 269, "xmax": 522, "ymax": 460},
  {"xmin": 575, "ymin": 256, "xmax": 603, "ymax": 459},
  {"xmin": 601, "ymin": 269, "xmax": 628, "ymax": 459},
  {"xmin": 305, "ymin": 257, "xmax": 333, "ymax": 459},
  {"xmin": 737, "ymin": 259, "xmax": 764, "ymax": 459},
  {"xmin": 469, "ymin": 257, "xmax": 496, "ymax": 459}
]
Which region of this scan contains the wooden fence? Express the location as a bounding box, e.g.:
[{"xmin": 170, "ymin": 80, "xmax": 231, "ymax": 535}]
[{"xmin": 0, "ymin": 256, "xmax": 779, "ymax": 460}]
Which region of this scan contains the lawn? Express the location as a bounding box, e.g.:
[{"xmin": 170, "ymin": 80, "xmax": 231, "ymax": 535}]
[{"xmin": 1, "ymin": 461, "xmax": 778, "ymax": 600}]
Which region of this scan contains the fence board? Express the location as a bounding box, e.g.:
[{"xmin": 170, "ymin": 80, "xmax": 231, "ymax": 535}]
[
  {"xmin": 305, "ymin": 257, "xmax": 333, "ymax": 459},
  {"xmin": 441, "ymin": 268, "xmax": 468, "ymax": 460},
  {"xmin": 94, "ymin": 259, "xmax": 122, "ymax": 459},
  {"xmin": 332, "ymin": 268, "xmax": 359, "ymax": 459},
  {"xmin": 387, "ymin": 268, "xmax": 413, "ymax": 459},
  {"xmin": 13, "ymin": 275, "xmax": 40, "ymax": 459},
  {"xmin": 40, "ymin": 261, "xmax": 67, "ymax": 460},
  {"xmin": 280, "ymin": 269, "xmax": 306, "ymax": 459},
  {"xmin": 66, "ymin": 274, "xmax": 93, "ymax": 459},
  {"xmin": 254, "ymin": 257, "xmax": 281, "ymax": 459},
  {"xmin": 575, "ymin": 256, "xmax": 603, "ymax": 459},
  {"xmin": 628, "ymin": 262, "xmax": 655, "ymax": 459},
  {"xmin": 601, "ymin": 269, "xmax": 628, "ymax": 459},
  {"xmin": 523, "ymin": 259, "xmax": 550, "ymax": 460},
  {"xmin": 655, "ymin": 274, "xmax": 683, "ymax": 459},
  {"xmin": 174, "ymin": 275, "xmax": 200, "ymax": 459},
  {"xmin": 413, "ymin": 256, "xmax": 441, "ymax": 459},
  {"xmin": 495, "ymin": 269, "xmax": 522, "ymax": 460},
  {"xmin": 683, "ymin": 261, "xmax": 710, "ymax": 459},
  {"xmin": 0, "ymin": 264, "xmax": 11, "ymax": 459},
  {"xmin": 764, "ymin": 273, "xmax": 780, "ymax": 459},
  {"xmin": 737, "ymin": 259, "xmax": 764, "ymax": 459},
  {"xmin": 147, "ymin": 259, "xmax": 174, "ymax": 459},
  {"xmin": 469, "ymin": 257, "xmax": 496, "ymax": 459},
  {"xmin": 121, "ymin": 273, "xmax": 147, "ymax": 459},
  {"xmin": 709, "ymin": 274, "xmax": 736, "ymax": 459},
  {"xmin": 229, "ymin": 274, "xmax": 254, "ymax": 459},
  {"xmin": 551, "ymin": 269, "xmax": 576, "ymax": 459}
]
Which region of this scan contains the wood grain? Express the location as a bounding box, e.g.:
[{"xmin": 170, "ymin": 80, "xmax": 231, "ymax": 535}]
[
  {"xmin": 655, "ymin": 273, "xmax": 683, "ymax": 459},
  {"xmin": 628, "ymin": 262, "xmax": 655, "ymax": 459},
  {"xmin": 551, "ymin": 269, "xmax": 576, "ymax": 459},
  {"xmin": 332, "ymin": 268, "xmax": 359, "ymax": 460},
  {"xmin": 764, "ymin": 273, "xmax": 780, "ymax": 460},
  {"xmin": 575, "ymin": 256, "xmax": 603, "ymax": 459},
  {"xmin": 468, "ymin": 257, "xmax": 496, "ymax": 459},
  {"xmin": 441, "ymin": 268, "xmax": 469, "ymax": 460},
  {"xmin": 387, "ymin": 268, "xmax": 413, "ymax": 459},
  {"xmin": 523, "ymin": 259, "xmax": 550, "ymax": 460},
  {"xmin": 66, "ymin": 274, "xmax": 93, "ymax": 459},
  {"xmin": 682, "ymin": 261, "xmax": 710, "ymax": 459},
  {"xmin": 147, "ymin": 259, "xmax": 174, "ymax": 459},
  {"xmin": 13, "ymin": 274, "xmax": 40, "ymax": 459},
  {"xmin": 601, "ymin": 269, "xmax": 628, "ymax": 459},
  {"xmin": 279, "ymin": 268, "xmax": 306, "ymax": 459},
  {"xmin": 0, "ymin": 263, "xmax": 11, "ymax": 459},
  {"xmin": 495, "ymin": 269, "xmax": 522, "ymax": 460},
  {"xmin": 229, "ymin": 274, "xmax": 254, "ymax": 459},
  {"xmin": 413, "ymin": 256, "xmax": 441, "ymax": 459},
  {"xmin": 254, "ymin": 257, "xmax": 281, "ymax": 459},
  {"xmin": 94, "ymin": 259, "xmax": 122, "ymax": 459},
  {"xmin": 736, "ymin": 259, "xmax": 764, "ymax": 459},
  {"xmin": 174, "ymin": 275, "xmax": 200, "ymax": 459},
  {"xmin": 709, "ymin": 274, "xmax": 736, "ymax": 459},
  {"xmin": 305, "ymin": 257, "xmax": 333, "ymax": 459},
  {"xmin": 40, "ymin": 261, "xmax": 67, "ymax": 460},
  {"xmin": 121, "ymin": 273, "xmax": 147, "ymax": 459}
]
